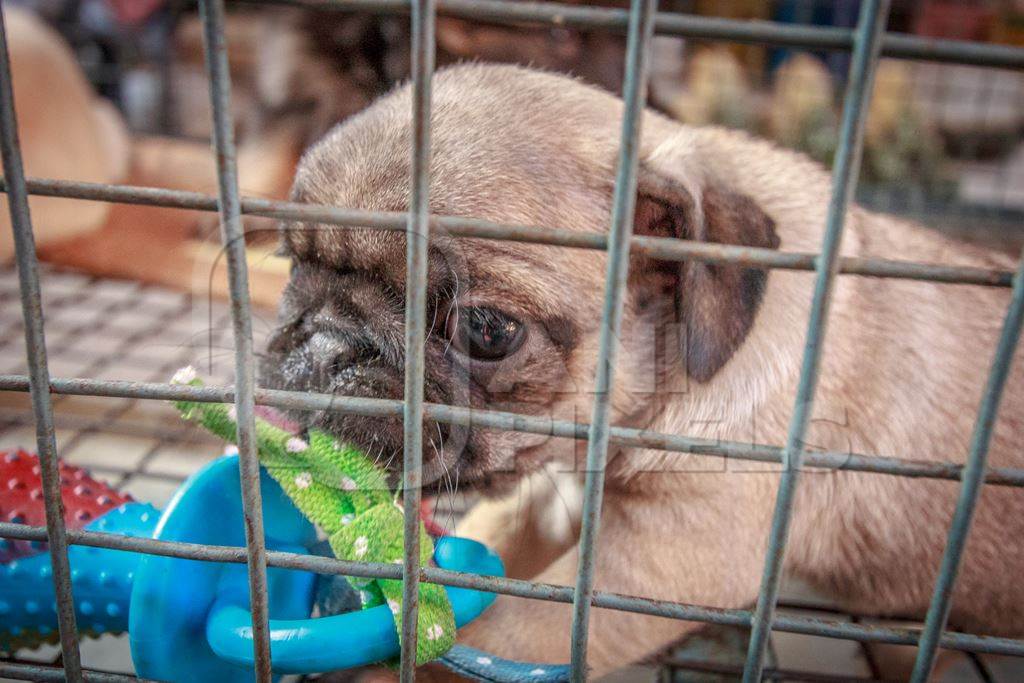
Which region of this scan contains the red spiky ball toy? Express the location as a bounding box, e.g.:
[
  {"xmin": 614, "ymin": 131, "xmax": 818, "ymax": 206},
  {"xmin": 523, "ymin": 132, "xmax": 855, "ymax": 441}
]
[{"xmin": 0, "ymin": 448, "xmax": 132, "ymax": 563}]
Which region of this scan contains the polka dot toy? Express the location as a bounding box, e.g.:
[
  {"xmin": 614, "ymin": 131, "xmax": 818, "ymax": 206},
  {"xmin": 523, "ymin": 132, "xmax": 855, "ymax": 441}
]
[{"xmin": 171, "ymin": 368, "xmax": 457, "ymax": 666}]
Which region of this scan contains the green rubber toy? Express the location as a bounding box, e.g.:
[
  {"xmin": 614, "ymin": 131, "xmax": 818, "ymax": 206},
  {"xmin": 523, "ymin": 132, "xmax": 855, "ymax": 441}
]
[{"xmin": 171, "ymin": 366, "xmax": 456, "ymax": 665}]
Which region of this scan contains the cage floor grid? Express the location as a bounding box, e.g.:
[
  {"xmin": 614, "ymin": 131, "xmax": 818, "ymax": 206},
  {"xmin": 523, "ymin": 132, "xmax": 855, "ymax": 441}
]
[{"xmin": 0, "ymin": 264, "xmax": 1019, "ymax": 682}]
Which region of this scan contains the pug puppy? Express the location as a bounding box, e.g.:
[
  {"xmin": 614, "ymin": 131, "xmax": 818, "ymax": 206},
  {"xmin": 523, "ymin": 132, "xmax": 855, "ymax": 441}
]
[{"xmin": 262, "ymin": 64, "xmax": 1024, "ymax": 678}]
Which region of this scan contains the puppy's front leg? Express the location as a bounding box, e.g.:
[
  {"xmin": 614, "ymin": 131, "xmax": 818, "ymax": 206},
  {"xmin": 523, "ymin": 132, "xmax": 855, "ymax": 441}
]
[
  {"xmin": 456, "ymin": 467, "xmax": 582, "ymax": 580},
  {"xmin": 455, "ymin": 485, "xmax": 769, "ymax": 678}
]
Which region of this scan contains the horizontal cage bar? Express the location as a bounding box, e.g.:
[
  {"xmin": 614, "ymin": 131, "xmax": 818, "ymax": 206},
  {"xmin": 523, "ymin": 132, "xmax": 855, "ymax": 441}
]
[
  {"xmin": 2, "ymin": 520, "xmax": 1023, "ymax": 658},
  {"xmin": 2, "ymin": 374, "xmax": 1022, "ymax": 486},
  {"xmin": 289, "ymin": 0, "xmax": 1024, "ymax": 68},
  {"xmin": 0, "ymin": 178, "xmax": 1015, "ymax": 288},
  {"xmin": 0, "ymin": 661, "xmax": 142, "ymax": 683}
]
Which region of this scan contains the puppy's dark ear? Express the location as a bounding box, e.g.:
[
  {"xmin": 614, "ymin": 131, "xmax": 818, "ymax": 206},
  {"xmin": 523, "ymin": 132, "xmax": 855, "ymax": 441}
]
[{"xmin": 633, "ymin": 163, "xmax": 780, "ymax": 383}]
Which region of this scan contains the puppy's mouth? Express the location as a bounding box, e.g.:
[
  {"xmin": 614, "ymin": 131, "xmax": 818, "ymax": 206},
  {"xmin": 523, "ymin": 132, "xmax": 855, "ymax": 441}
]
[
  {"xmin": 262, "ymin": 325, "xmax": 545, "ymax": 497},
  {"xmin": 267, "ymin": 379, "xmax": 488, "ymax": 491},
  {"xmin": 293, "ymin": 405, "xmax": 527, "ymax": 498}
]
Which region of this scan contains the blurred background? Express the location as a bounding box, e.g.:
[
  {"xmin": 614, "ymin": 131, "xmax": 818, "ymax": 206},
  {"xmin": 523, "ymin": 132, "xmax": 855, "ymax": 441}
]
[
  {"xmin": 3, "ymin": 0, "xmax": 1023, "ymax": 289},
  {"xmin": 1, "ymin": 0, "xmax": 1023, "ymax": 681}
]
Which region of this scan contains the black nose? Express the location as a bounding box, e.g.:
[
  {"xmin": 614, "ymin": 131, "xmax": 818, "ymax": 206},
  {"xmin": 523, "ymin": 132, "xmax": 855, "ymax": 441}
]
[{"xmin": 307, "ymin": 330, "xmax": 379, "ymax": 381}]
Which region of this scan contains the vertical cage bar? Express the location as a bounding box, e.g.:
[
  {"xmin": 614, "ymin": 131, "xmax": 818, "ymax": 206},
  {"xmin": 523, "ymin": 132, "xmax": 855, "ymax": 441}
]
[
  {"xmin": 568, "ymin": 0, "xmax": 657, "ymax": 679},
  {"xmin": 198, "ymin": 0, "xmax": 273, "ymax": 679},
  {"xmin": 910, "ymin": 249, "xmax": 1024, "ymax": 681},
  {"xmin": 399, "ymin": 0, "xmax": 436, "ymax": 679},
  {"xmin": 741, "ymin": 1, "xmax": 890, "ymax": 681},
  {"xmin": 0, "ymin": 9, "xmax": 84, "ymax": 681}
]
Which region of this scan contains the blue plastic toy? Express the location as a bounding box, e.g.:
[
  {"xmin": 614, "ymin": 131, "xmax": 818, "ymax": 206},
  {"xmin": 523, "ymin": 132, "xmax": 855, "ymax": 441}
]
[{"xmin": 0, "ymin": 453, "xmax": 503, "ymax": 681}]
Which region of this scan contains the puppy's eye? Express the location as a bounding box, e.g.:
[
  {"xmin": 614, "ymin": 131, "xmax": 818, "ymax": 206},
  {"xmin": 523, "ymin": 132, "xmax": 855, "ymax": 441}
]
[{"xmin": 445, "ymin": 307, "xmax": 526, "ymax": 361}]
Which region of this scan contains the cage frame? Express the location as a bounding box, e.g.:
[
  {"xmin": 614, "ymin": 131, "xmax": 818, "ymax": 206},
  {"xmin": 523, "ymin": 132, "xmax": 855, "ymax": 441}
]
[{"xmin": 2, "ymin": 0, "xmax": 1024, "ymax": 681}]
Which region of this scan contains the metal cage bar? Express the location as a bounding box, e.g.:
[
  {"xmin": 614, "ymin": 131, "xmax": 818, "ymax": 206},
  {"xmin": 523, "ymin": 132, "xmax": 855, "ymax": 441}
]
[
  {"xmin": 743, "ymin": 1, "xmax": 891, "ymax": 680},
  {"xmin": 399, "ymin": 0, "xmax": 436, "ymax": 677},
  {"xmin": 4, "ymin": 177, "xmax": 1017, "ymax": 288},
  {"xmin": 197, "ymin": 0, "xmax": 273, "ymax": 677},
  {"xmin": 0, "ymin": 9, "xmax": 84, "ymax": 681},
  {"xmin": 4, "ymin": 518, "xmax": 1024, "ymax": 658},
  {"xmin": 297, "ymin": 0, "xmax": 1024, "ymax": 69},
  {"xmin": 3, "ymin": 374, "xmax": 1024, "ymax": 487},
  {"xmin": 2, "ymin": 0, "xmax": 1024, "ymax": 679},
  {"xmin": 568, "ymin": 0, "xmax": 657, "ymax": 677},
  {"xmin": 0, "ymin": 661, "xmax": 139, "ymax": 683},
  {"xmin": 908, "ymin": 258, "xmax": 1024, "ymax": 681}
]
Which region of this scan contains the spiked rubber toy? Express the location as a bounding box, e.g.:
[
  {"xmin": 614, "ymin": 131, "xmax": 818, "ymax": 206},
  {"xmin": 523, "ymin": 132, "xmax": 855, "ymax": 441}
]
[
  {"xmin": 0, "ymin": 448, "xmax": 135, "ymax": 563},
  {"xmin": 0, "ymin": 449, "xmax": 157, "ymax": 652},
  {"xmin": 0, "ymin": 446, "xmax": 502, "ymax": 680}
]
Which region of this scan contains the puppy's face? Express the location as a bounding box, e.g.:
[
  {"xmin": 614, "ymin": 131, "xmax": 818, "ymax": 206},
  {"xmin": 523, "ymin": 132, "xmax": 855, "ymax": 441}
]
[{"xmin": 262, "ymin": 65, "xmax": 778, "ymax": 494}]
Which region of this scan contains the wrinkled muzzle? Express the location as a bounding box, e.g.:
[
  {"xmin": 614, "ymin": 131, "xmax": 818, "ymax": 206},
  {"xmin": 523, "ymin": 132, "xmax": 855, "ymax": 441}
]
[{"xmin": 260, "ymin": 267, "xmax": 479, "ymax": 488}]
